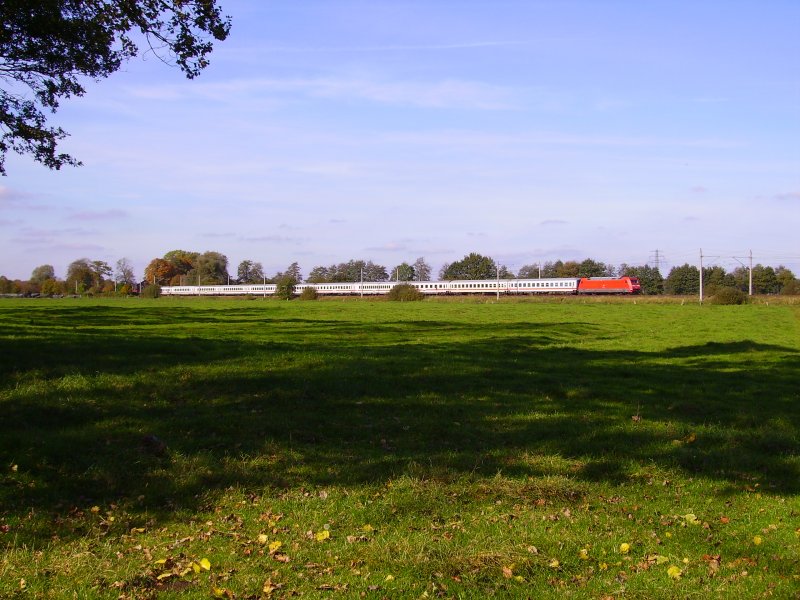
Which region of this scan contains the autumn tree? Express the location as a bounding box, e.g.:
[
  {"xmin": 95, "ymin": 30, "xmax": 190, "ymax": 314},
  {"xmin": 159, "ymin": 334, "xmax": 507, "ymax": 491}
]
[
  {"xmin": 539, "ymin": 260, "xmax": 580, "ymax": 278},
  {"xmin": 163, "ymin": 250, "xmax": 198, "ymax": 275},
  {"xmin": 30, "ymin": 264, "xmax": 55, "ymax": 283},
  {"xmin": 40, "ymin": 278, "xmax": 62, "ymax": 296},
  {"xmin": 0, "ymin": 0, "xmax": 230, "ymax": 174},
  {"xmin": 144, "ymin": 258, "xmax": 177, "ymax": 285},
  {"xmin": 0, "ymin": 275, "xmax": 14, "ymax": 293},
  {"xmin": 66, "ymin": 258, "xmax": 94, "ymax": 292}
]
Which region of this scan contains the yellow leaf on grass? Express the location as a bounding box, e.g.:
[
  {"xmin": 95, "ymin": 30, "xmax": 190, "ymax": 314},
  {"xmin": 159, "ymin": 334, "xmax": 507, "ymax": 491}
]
[
  {"xmin": 619, "ymin": 543, "xmax": 631, "ymax": 554},
  {"xmin": 315, "ymin": 530, "xmax": 330, "ymax": 541},
  {"xmin": 683, "ymin": 513, "xmax": 699, "ymax": 525},
  {"xmin": 268, "ymin": 540, "xmax": 282, "ymax": 554},
  {"xmin": 753, "ymin": 535, "xmax": 762, "ymax": 546},
  {"xmin": 667, "ymin": 565, "xmax": 682, "ymax": 580},
  {"xmin": 198, "ymin": 557, "xmax": 211, "ymax": 570},
  {"xmin": 548, "ymin": 558, "xmax": 560, "ymax": 568},
  {"xmin": 362, "ymin": 524, "xmax": 375, "ymax": 533},
  {"xmin": 578, "ymin": 548, "xmax": 589, "ymax": 560},
  {"xmin": 257, "ymin": 533, "xmax": 268, "ymax": 545}
]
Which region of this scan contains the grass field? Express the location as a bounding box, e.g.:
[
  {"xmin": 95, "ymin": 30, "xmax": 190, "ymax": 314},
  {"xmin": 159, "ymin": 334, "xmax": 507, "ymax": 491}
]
[{"xmin": 1, "ymin": 297, "xmax": 798, "ymax": 598}]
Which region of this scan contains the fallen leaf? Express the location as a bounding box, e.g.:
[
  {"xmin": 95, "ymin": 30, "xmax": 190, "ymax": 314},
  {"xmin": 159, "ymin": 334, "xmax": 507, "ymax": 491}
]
[
  {"xmin": 315, "ymin": 530, "xmax": 330, "ymax": 542},
  {"xmin": 667, "ymin": 565, "xmax": 682, "ymax": 580},
  {"xmin": 502, "ymin": 565, "xmax": 514, "ymax": 579},
  {"xmin": 683, "ymin": 513, "xmax": 699, "ymax": 525},
  {"xmin": 619, "ymin": 543, "xmax": 630, "ymax": 554}
]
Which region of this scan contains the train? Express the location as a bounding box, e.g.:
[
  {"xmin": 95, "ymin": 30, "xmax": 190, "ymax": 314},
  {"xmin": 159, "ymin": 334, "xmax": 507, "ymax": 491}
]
[{"xmin": 160, "ymin": 276, "xmax": 640, "ymax": 297}]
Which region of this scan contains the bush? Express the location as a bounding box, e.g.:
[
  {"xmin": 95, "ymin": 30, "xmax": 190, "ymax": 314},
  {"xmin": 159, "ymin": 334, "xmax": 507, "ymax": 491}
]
[
  {"xmin": 275, "ymin": 276, "xmax": 296, "ymax": 300},
  {"xmin": 709, "ymin": 287, "xmax": 747, "ymax": 305},
  {"xmin": 140, "ymin": 284, "xmax": 161, "ymax": 298},
  {"xmin": 387, "ymin": 283, "xmax": 424, "ymax": 301},
  {"xmin": 780, "ymin": 280, "xmax": 800, "ymax": 296},
  {"xmin": 299, "ymin": 287, "xmax": 318, "ymax": 300}
]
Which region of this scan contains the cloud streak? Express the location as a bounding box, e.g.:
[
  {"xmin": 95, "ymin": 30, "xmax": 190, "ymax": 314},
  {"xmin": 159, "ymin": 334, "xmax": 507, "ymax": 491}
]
[{"xmin": 129, "ymin": 76, "xmax": 519, "ymax": 110}]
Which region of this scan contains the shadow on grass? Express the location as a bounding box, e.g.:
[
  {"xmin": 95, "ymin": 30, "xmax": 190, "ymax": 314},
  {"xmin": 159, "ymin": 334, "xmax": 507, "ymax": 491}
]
[{"xmin": 1, "ymin": 304, "xmax": 798, "ymax": 544}]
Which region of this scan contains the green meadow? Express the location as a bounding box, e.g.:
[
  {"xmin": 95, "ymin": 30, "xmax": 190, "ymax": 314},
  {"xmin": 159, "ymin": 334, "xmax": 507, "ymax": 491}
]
[{"xmin": 1, "ymin": 298, "xmax": 798, "ymax": 599}]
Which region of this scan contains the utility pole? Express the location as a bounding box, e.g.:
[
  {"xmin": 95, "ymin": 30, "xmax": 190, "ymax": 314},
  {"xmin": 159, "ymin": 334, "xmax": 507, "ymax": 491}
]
[
  {"xmin": 650, "ymin": 249, "xmax": 661, "ymax": 271},
  {"xmin": 699, "ymin": 248, "xmax": 704, "ymax": 303},
  {"xmin": 496, "ymin": 260, "xmax": 500, "ymax": 301},
  {"xmin": 733, "ymin": 251, "xmax": 754, "ymax": 296}
]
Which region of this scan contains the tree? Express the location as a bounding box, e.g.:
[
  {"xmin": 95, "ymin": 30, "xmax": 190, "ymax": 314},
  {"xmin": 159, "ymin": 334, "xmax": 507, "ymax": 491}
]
[
  {"xmin": 306, "ymin": 266, "xmax": 330, "ymax": 283},
  {"xmin": 751, "ymin": 265, "xmax": 779, "ymax": 295},
  {"xmin": 775, "ymin": 266, "xmax": 796, "ymax": 293},
  {"xmin": 237, "ymin": 260, "xmax": 264, "ymax": 284},
  {"xmin": 664, "ymin": 264, "xmax": 700, "ymax": 295},
  {"xmin": 40, "ymin": 278, "xmax": 62, "ymax": 296},
  {"xmin": 66, "ymin": 258, "xmax": 94, "ymax": 292},
  {"xmin": 187, "ymin": 251, "xmax": 228, "ymax": 284},
  {"xmin": 0, "ymin": 275, "xmax": 14, "ymax": 293},
  {"xmin": 440, "ymin": 253, "xmax": 497, "ymax": 280},
  {"xmin": 89, "ymin": 260, "xmax": 112, "ymax": 289},
  {"xmin": 498, "ymin": 265, "xmax": 515, "ymax": 279},
  {"xmin": 412, "ymin": 257, "xmax": 432, "ymax": 281},
  {"xmin": 144, "ymin": 258, "xmax": 176, "ymax": 285},
  {"xmin": 30, "ymin": 264, "xmax": 55, "ymax": 284},
  {"xmin": 517, "ymin": 264, "xmax": 542, "ymax": 279},
  {"xmin": 284, "ymin": 262, "xmax": 302, "ymax": 283},
  {"xmin": 392, "ymin": 262, "xmax": 415, "ymax": 282},
  {"xmin": 0, "ymin": 0, "xmax": 230, "ymax": 175},
  {"xmin": 163, "ymin": 250, "xmax": 198, "ymax": 274},
  {"xmin": 539, "ymin": 260, "xmax": 580, "ymax": 278},
  {"xmin": 274, "ymin": 275, "xmax": 296, "ymax": 300},
  {"xmin": 702, "ymin": 265, "xmax": 734, "ymax": 296},
  {"xmin": 556, "ymin": 260, "xmax": 580, "ymax": 277},
  {"xmin": 114, "ymin": 258, "xmax": 135, "ymax": 285},
  {"xmin": 578, "ymin": 258, "xmax": 612, "ymax": 278}
]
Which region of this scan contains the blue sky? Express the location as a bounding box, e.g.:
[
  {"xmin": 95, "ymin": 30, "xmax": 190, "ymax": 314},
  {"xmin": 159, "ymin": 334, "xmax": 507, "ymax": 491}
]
[{"xmin": 1, "ymin": 0, "xmax": 798, "ymax": 281}]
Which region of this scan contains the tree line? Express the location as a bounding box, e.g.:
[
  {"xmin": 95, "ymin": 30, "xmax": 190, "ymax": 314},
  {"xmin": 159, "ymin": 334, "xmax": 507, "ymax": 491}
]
[{"xmin": 2, "ymin": 250, "xmax": 798, "ymax": 296}]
